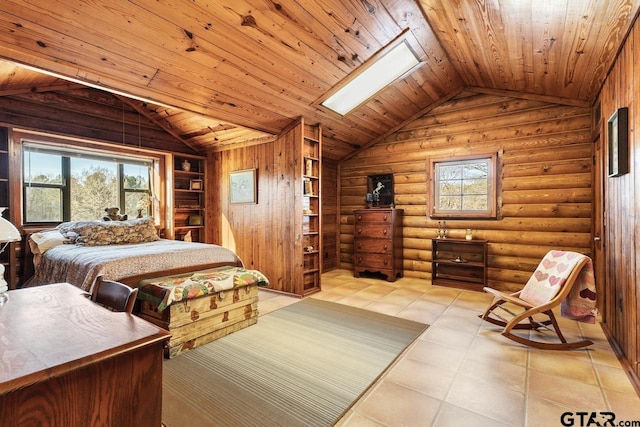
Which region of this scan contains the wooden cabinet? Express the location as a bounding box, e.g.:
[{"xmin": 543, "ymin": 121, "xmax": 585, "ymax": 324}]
[
  {"xmin": 171, "ymin": 154, "xmax": 206, "ymax": 242},
  {"xmin": 300, "ymin": 124, "xmax": 322, "ymax": 295},
  {"xmin": 353, "ymin": 208, "xmax": 403, "ymax": 282},
  {"xmin": 431, "ymin": 238, "xmax": 488, "ymax": 291}
]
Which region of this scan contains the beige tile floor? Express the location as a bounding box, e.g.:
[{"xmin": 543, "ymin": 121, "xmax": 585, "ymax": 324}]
[{"xmin": 258, "ymin": 269, "xmax": 640, "ymax": 427}]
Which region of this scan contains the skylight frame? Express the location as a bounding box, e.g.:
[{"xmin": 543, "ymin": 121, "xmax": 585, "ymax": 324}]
[{"xmin": 319, "ymin": 35, "xmax": 424, "ymax": 116}]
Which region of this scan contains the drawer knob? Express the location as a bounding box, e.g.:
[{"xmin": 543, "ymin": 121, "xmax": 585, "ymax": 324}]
[
  {"xmin": 382, "ymin": 229, "xmax": 387, "ymax": 235},
  {"xmin": 356, "ymin": 215, "xmax": 362, "ymax": 220},
  {"xmin": 384, "ymin": 244, "xmax": 388, "ymax": 250},
  {"xmin": 357, "ymin": 228, "xmax": 362, "ymax": 234},
  {"xmin": 383, "ymin": 259, "xmax": 388, "ymax": 265},
  {"xmin": 383, "ymin": 215, "xmax": 388, "ymax": 221}
]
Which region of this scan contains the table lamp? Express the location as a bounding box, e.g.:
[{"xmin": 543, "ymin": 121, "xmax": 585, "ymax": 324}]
[{"xmin": 0, "ymin": 209, "xmax": 20, "ymax": 304}]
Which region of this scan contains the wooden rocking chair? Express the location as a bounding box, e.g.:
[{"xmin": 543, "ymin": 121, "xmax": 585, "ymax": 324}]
[{"xmin": 479, "ymin": 250, "xmax": 596, "ymax": 350}]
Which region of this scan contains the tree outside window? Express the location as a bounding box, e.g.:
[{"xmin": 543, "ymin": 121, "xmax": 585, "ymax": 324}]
[
  {"xmin": 428, "ymin": 153, "xmax": 499, "ymax": 219},
  {"xmin": 23, "ymin": 143, "xmax": 154, "ymax": 224}
]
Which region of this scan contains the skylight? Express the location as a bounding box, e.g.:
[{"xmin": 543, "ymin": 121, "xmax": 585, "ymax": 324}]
[{"xmin": 321, "ymin": 40, "xmax": 421, "ymax": 116}]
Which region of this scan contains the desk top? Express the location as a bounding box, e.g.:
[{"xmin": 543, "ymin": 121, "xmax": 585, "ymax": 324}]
[{"xmin": 0, "ymin": 283, "xmax": 170, "ymax": 394}]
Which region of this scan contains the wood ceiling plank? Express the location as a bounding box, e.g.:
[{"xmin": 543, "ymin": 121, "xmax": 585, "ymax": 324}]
[
  {"xmin": 422, "ymin": 0, "xmax": 486, "ymax": 86},
  {"xmin": 1, "ymin": 0, "xmax": 337, "ymax": 140},
  {"xmin": 576, "ymin": 0, "xmax": 639, "ymax": 101},
  {"xmin": 132, "ymin": 0, "xmax": 339, "ymax": 89},
  {"xmin": 458, "ymin": 0, "xmax": 513, "ymax": 89},
  {"xmin": 243, "ymin": 0, "xmax": 389, "ymax": 72},
  {"xmin": 0, "ymin": 15, "xmax": 156, "ymax": 89}
]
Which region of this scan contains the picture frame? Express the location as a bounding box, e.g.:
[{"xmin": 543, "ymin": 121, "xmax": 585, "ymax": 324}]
[
  {"xmin": 608, "ymin": 107, "xmax": 629, "ymax": 177},
  {"xmin": 189, "ymin": 179, "xmax": 203, "ymax": 190},
  {"xmin": 367, "ymin": 174, "xmax": 394, "ymax": 207},
  {"xmin": 230, "ymin": 168, "xmax": 257, "ymax": 204}
]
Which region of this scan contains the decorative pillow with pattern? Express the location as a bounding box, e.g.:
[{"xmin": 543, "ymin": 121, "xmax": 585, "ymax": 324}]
[{"xmin": 57, "ymin": 218, "xmax": 159, "ymax": 246}]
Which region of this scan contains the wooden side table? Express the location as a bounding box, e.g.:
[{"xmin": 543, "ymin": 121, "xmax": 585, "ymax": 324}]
[{"xmin": 431, "ymin": 238, "xmax": 488, "ymax": 291}]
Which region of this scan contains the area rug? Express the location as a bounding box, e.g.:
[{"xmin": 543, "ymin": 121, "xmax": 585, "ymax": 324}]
[{"xmin": 162, "ymin": 298, "xmax": 428, "ymax": 427}]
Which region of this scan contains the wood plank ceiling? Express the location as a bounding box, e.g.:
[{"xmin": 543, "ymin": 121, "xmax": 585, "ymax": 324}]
[{"xmin": 0, "ymin": 0, "xmax": 638, "ymax": 160}]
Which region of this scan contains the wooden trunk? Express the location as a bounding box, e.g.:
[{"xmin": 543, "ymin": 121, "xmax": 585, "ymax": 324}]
[{"xmin": 138, "ymin": 284, "xmax": 258, "ymax": 358}]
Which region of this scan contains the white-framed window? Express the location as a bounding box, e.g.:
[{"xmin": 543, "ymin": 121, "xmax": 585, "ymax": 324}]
[
  {"xmin": 22, "ymin": 139, "xmax": 157, "ymax": 224},
  {"xmin": 428, "ymin": 153, "xmax": 499, "ymax": 219}
]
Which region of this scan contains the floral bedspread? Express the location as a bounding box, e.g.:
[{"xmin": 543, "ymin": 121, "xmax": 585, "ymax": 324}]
[{"xmin": 137, "ymin": 266, "xmax": 269, "ymax": 311}]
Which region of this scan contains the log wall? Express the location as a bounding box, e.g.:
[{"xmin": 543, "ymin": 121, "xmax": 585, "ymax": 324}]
[
  {"xmin": 597, "ymin": 13, "xmax": 640, "ymax": 389},
  {"xmin": 340, "ymin": 92, "xmax": 593, "ymax": 292}
]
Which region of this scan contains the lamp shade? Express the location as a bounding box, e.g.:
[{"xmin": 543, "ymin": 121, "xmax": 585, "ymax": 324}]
[{"xmin": 0, "ymin": 214, "xmax": 20, "ymax": 243}]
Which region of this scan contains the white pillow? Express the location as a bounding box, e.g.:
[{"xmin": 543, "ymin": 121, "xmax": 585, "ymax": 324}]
[{"xmin": 29, "ymin": 229, "xmax": 66, "ymax": 254}]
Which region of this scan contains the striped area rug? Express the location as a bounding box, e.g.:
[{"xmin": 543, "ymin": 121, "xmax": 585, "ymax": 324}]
[{"xmin": 162, "ymin": 298, "xmax": 427, "ymax": 427}]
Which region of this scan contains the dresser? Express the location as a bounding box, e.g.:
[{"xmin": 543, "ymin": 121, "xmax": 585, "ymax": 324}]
[{"xmin": 353, "ymin": 208, "xmax": 403, "ymax": 281}]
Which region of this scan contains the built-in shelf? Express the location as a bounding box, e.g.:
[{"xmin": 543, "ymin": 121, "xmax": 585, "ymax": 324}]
[
  {"xmin": 300, "ymin": 125, "xmax": 322, "ymax": 296},
  {"xmin": 171, "ymin": 154, "xmax": 206, "ymax": 242}
]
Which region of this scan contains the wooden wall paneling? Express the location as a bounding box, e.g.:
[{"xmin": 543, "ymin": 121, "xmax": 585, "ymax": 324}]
[
  {"xmin": 208, "ymin": 120, "xmax": 309, "ymax": 296},
  {"xmin": 596, "ymin": 15, "xmax": 640, "ymax": 388},
  {"xmin": 0, "ymin": 89, "xmax": 197, "ymax": 154},
  {"xmin": 340, "ymin": 92, "xmax": 593, "ymax": 292},
  {"xmin": 634, "ymin": 21, "xmax": 640, "ymax": 384},
  {"xmin": 322, "ymin": 158, "xmax": 339, "ymax": 271}
]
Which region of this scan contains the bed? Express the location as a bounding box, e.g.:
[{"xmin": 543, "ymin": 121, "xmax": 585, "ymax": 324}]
[
  {"xmin": 25, "ymin": 218, "xmax": 267, "ymax": 357},
  {"xmin": 25, "ymin": 218, "xmax": 243, "ymax": 292}
]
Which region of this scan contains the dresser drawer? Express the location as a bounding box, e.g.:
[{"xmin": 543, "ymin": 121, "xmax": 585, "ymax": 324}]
[
  {"xmin": 354, "ymin": 224, "xmax": 392, "ymax": 238},
  {"xmin": 354, "ymin": 253, "xmax": 393, "ymax": 268},
  {"xmin": 354, "ymin": 211, "xmax": 393, "ymax": 223},
  {"xmin": 354, "ymin": 238, "xmax": 392, "ymax": 254}
]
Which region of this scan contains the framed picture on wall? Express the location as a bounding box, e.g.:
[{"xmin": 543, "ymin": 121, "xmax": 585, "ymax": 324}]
[
  {"xmin": 367, "ymin": 174, "xmax": 394, "ymax": 207},
  {"xmin": 608, "ymin": 107, "xmax": 629, "ymax": 177},
  {"xmin": 230, "ymin": 168, "xmax": 257, "ymax": 204}
]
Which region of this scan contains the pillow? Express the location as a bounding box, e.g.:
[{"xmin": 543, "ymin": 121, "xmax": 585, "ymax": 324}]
[
  {"xmin": 57, "ymin": 218, "xmax": 159, "ymax": 246},
  {"xmin": 29, "ymin": 229, "xmax": 67, "ymax": 255}
]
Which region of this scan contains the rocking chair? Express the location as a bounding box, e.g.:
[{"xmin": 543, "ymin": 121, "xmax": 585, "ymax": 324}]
[{"xmin": 479, "ymin": 250, "xmax": 597, "ymax": 350}]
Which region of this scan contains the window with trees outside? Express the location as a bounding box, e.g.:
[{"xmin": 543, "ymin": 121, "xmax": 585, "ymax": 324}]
[
  {"xmin": 428, "ymin": 153, "xmax": 499, "ymax": 219},
  {"xmin": 23, "ymin": 142, "xmax": 156, "ymax": 225}
]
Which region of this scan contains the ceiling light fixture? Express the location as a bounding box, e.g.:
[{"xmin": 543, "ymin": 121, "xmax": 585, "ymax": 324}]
[{"xmin": 321, "ymin": 40, "xmax": 421, "ymax": 116}]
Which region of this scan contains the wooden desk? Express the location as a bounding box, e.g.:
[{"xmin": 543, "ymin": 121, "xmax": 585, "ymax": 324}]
[{"xmin": 0, "ymin": 283, "xmax": 170, "ymax": 426}]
